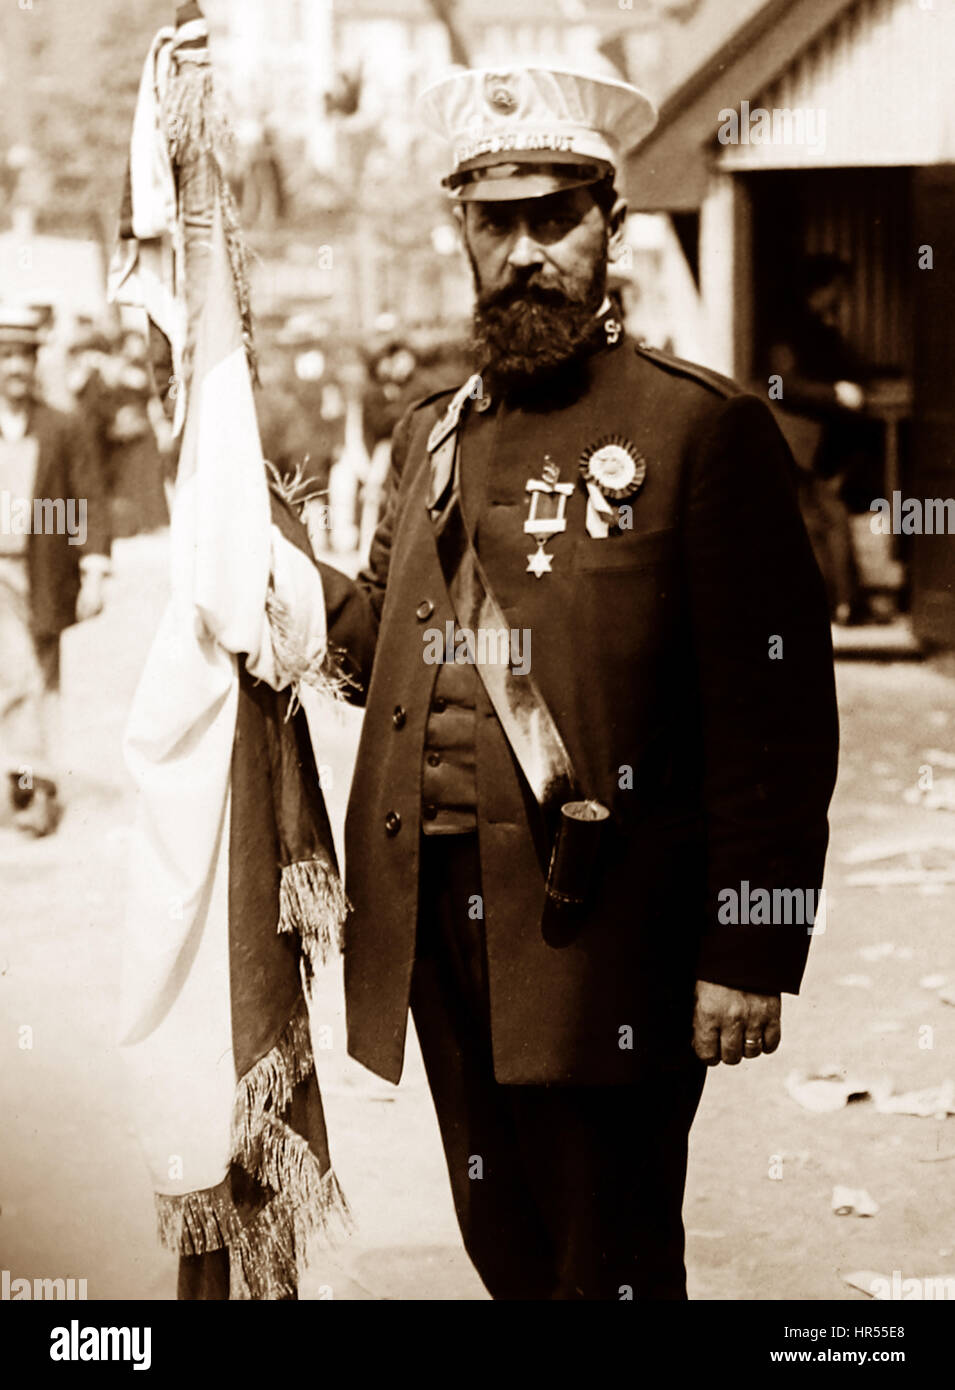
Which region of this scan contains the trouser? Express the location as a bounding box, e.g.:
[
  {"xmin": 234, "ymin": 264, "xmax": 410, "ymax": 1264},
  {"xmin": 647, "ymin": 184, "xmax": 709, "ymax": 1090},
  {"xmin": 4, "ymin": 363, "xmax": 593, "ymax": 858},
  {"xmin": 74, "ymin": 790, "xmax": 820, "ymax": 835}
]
[
  {"xmin": 798, "ymin": 471, "xmax": 862, "ymax": 617},
  {"xmin": 410, "ymin": 832, "xmax": 707, "ymax": 1301},
  {"xmin": 0, "ymin": 555, "xmax": 60, "ymax": 799},
  {"xmin": 814, "ymin": 474, "xmax": 861, "ymax": 615}
]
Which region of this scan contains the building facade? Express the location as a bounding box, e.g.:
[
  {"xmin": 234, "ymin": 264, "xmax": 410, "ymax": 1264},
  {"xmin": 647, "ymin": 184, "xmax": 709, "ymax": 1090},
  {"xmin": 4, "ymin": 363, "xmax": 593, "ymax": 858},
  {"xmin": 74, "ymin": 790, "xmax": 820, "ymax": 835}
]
[{"xmin": 626, "ymin": 0, "xmax": 955, "ymax": 650}]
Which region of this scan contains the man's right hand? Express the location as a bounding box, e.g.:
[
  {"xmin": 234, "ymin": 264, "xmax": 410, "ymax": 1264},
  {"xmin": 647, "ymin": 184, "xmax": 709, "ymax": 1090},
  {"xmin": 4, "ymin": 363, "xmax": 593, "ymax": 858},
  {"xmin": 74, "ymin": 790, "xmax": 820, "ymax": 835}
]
[{"xmin": 692, "ymin": 980, "xmax": 782, "ymax": 1066}]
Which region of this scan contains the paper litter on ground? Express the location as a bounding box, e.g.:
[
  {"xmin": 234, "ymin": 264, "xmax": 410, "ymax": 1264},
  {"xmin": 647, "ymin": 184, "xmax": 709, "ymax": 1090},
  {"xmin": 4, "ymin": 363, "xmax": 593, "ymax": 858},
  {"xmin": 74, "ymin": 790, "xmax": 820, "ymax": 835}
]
[{"xmin": 832, "ymin": 1186, "xmax": 879, "ymax": 1217}]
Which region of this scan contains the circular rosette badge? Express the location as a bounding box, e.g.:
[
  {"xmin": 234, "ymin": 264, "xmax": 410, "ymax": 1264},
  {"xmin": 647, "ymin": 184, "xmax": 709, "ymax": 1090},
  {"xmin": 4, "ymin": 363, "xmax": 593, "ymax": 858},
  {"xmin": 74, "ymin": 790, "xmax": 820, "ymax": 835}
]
[{"xmin": 579, "ymin": 435, "xmax": 647, "ymax": 500}]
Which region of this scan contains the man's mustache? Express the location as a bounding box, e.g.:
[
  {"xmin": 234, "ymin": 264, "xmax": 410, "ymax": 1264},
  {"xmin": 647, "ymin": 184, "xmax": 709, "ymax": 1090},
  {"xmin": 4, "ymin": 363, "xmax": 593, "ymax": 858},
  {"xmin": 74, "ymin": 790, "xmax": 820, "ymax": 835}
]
[{"xmin": 477, "ymin": 277, "xmax": 583, "ymax": 312}]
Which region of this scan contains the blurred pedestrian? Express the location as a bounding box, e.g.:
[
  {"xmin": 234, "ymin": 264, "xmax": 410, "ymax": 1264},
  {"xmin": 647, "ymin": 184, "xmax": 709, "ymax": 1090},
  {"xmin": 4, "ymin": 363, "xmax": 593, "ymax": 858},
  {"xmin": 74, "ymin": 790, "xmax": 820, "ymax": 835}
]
[
  {"xmin": 106, "ymin": 329, "xmax": 169, "ymax": 537},
  {"xmin": 0, "ymin": 305, "xmax": 111, "ymax": 836},
  {"xmin": 769, "ymin": 255, "xmax": 878, "ymax": 624},
  {"xmin": 66, "ymin": 327, "xmax": 115, "ymax": 500},
  {"xmin": 359, "ymin": 341, "xmax": 420, "ymax": 549}
]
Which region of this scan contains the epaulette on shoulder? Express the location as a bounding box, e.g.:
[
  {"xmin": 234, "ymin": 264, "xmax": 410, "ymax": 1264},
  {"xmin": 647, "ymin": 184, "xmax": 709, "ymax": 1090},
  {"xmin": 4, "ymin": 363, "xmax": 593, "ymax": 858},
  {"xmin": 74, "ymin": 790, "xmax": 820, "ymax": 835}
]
[
  {"xmin": 423, "ymin": 374, "xmax": 484, "ymax": 453},
  {"xmin": 407, "ymin": 384, "xmax": 457, "ymax": 417},
  {"xmin": 633, "ymin": 343, "xmax": 743, "ymax": 399},
  {"xmin": 396, "ymin": 385, "xmax": 458, "ymax": 449},
  {"xmin": 388, "ymin": 385, "xmax": 455, "ymax": 452}
]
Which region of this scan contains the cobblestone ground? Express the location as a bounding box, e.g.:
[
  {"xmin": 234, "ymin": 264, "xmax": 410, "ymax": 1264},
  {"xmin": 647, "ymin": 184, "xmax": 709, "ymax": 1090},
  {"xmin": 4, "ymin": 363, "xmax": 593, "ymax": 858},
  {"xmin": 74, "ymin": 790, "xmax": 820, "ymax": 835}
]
[{"xmin": 1, "ymin": 532, "xmax": 953, "ymax": 1300}]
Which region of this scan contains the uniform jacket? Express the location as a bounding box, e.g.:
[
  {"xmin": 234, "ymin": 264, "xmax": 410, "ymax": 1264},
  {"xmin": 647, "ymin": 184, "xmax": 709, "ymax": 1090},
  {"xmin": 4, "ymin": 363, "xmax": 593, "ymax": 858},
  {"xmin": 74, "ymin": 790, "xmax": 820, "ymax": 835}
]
[
  {"xmin": 22, "ymin": 403, "xmax": 111, "ymax": 639},
  {"xmin": 318, "ymin": 329, "xmax": 839, "ymax": 1086}
]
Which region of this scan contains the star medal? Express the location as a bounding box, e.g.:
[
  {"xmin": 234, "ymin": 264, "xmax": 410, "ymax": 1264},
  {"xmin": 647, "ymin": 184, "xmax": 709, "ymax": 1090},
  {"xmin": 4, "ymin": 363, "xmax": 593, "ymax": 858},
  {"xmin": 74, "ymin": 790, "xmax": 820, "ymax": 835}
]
[
  {"xmin": 524, "ymin": 454, "xmax": 573, "ymax": 578},
  {"xmin": 578, "ymin": 435, "xmax": 647, "ymax": 538}
]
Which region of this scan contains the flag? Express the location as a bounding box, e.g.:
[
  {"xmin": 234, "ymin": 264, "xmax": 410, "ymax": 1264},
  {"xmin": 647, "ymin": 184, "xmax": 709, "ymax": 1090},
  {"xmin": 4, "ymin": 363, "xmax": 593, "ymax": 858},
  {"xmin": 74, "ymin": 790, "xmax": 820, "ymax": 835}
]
[{"xmin": 116, "ymin": 13, "xmax": 349, "ymax": 1300}]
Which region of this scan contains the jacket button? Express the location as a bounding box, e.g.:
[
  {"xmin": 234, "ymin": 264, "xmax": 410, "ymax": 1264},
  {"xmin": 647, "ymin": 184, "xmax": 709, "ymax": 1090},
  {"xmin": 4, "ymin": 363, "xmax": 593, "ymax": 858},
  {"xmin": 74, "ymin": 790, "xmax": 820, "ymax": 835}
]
[
  {"xmin": 427, "ymin": 752, "xmax": 441, "ymax": 767},
  {"xmin": 392, "ymin": 705, "xmax": 406, "ymax": 729},
  {"xmin": 432, "ymin": 696, "xmax": 447, "ymax": 713},
  {"xmin": 384, "ymin": 810, "xmax": 401, "ymax": 836},
  {"xmin": 416, "ymin": 599, "xmax": 435, "ymax": 621},
  {"xmin": 422, "ymin": 802, "xmax": 437, "ymax": 820}
]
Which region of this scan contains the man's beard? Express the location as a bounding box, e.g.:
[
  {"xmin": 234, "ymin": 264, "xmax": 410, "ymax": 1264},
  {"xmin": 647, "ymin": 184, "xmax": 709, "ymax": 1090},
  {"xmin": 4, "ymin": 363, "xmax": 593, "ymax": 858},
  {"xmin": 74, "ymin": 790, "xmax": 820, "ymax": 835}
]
[{"xmin": 468, "ymin": 246, "xmax": 608, "ymax": 389}]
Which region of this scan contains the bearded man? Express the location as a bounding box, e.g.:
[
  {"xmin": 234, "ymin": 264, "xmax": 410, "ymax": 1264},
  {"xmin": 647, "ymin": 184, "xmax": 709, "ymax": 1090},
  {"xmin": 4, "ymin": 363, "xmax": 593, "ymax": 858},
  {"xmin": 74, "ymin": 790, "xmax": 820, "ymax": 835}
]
[{"xmin": 315, "ymin": 66, "xmax": 839, "ymax": 1300}]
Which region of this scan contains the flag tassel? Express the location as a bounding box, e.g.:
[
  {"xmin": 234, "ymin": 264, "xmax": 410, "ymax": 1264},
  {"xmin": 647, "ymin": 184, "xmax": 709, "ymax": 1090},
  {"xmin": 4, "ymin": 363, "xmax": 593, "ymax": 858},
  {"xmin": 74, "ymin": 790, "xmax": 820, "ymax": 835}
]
[{"xmin": 155, "ymin": 997, "xmax": 351, "ymax": 1291}]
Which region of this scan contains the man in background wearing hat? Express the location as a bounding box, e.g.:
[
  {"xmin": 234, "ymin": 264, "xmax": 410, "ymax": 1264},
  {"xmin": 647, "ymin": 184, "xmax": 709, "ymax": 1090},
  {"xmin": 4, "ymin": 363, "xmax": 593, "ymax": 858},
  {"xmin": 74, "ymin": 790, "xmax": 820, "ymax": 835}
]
[
  {"xmin": 0, "ymin": 307, "xmax": 111, "ymax": 835},
  {"xmin": 314, "ymin": 67, "xmax": 838, "ymax": 1299}
]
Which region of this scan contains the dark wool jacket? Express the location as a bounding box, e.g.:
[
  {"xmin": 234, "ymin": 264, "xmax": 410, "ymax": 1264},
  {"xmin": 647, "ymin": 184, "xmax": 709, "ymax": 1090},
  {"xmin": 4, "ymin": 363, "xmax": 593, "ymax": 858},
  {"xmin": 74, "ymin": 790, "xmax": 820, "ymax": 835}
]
[
  {"xmin": 317, "ymin": 333, "xmax": 840, "ymax": 1085},
  {"xmin": 21, "ymin": 403, "xmax": 111, "ymax": 638}
]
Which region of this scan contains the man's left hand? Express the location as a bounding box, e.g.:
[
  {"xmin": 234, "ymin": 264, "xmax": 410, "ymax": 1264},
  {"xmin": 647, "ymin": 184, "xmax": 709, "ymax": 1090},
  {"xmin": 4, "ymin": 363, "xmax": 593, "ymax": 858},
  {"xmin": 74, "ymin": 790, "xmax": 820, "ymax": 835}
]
[{"xmin": 692, "ymin": 980, "xmax": 781, "ymax": 1066}]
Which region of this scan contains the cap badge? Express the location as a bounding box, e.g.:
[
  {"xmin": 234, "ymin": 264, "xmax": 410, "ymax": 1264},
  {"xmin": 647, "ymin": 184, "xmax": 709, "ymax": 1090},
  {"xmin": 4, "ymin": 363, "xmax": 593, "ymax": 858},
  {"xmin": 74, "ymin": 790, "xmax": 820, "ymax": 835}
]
[{"xmin": 485, "ymin": 75, "xmax": 518, "ymax": 115}]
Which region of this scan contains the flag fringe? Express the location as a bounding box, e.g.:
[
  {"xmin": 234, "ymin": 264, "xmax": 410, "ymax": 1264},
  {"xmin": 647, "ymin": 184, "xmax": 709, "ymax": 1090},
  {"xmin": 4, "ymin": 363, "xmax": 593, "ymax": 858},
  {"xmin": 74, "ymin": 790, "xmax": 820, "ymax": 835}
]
[
  {"xmin": 266, "ymin": 586, "xmax": 356, "ymax": 715},
  {"xmin": 218, "ymin": 176, "xmax": 257, "ymax": 380},
  {"xmin": 231, "ymin": 996, "xmax": 314, "ymax": 1163},
  {"xmin": 161, "ymin": 42, "xmax": 257, "ymax": 378},
  {"xmin": 265, "ymin": 458, "xmax": 328, "ymax": 512},
  {"xmin": 228, "ymin": 1170, "xmax": 351, "ymax": 1301},
  {"xmin": 155, "ymin": 1175, "xmax": 240, "ymax": 1256},
  {"xmin": 162, "ymin": 56, "xmax": 232, "ymax": 168},
  {"xmin": 155, "ymin": 996, "xmax": 351, "ymax": 1293},
  {"xmin": 254, "ymin": 1114, "xmax": 352, "ymax": 1233},
  {"xmin": 278, "ymin": 858, "xmax": 347, "ymax": 978}
]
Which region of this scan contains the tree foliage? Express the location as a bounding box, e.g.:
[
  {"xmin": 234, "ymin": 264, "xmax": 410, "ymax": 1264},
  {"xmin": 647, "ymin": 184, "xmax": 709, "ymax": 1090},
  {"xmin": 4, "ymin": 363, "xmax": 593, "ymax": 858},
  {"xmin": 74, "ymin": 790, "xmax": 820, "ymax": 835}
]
[{"xmin": 1, "ymin": 0, "xmax": 171, "ymax": 242}]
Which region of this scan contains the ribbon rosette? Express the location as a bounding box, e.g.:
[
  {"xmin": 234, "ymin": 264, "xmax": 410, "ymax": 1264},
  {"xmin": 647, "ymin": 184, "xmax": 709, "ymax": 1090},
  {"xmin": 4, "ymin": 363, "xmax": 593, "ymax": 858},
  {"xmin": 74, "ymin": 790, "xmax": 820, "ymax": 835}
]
[{"xmin": 579, "ymin": 435, "xmax": 646, "ymax": 536}]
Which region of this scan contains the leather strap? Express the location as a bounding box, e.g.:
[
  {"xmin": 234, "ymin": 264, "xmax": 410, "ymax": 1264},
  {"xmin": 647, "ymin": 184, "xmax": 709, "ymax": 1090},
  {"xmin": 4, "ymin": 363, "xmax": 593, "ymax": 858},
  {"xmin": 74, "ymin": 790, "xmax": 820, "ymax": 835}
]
[{"xmin": 425, "ymin": 375, "xmax": 481, "ymax": 512}]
